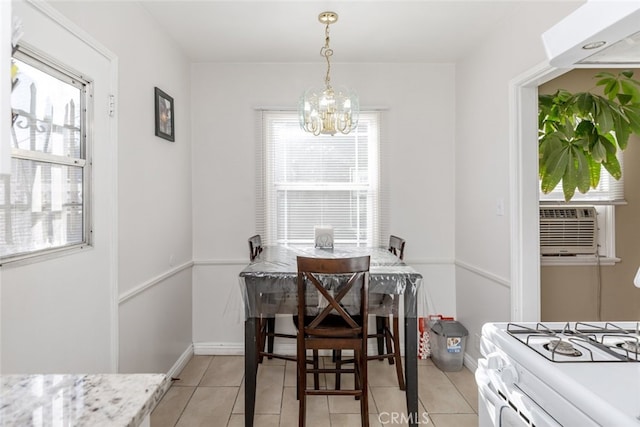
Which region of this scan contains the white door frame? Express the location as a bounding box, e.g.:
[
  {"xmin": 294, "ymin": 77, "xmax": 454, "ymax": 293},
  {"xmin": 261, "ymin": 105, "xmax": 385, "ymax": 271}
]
[
  {"xmin": 1, "ymin": 1, "xmax": 12, "ymax": 174},
  {"xmin": 509, "ymin": 62, "xmax": 569, "ymax": 322}
]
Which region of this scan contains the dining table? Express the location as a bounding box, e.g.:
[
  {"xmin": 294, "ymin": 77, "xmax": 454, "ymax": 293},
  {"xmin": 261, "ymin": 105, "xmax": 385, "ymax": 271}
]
[{"xmin": 238, "ymin": 244, "xmax": 423, "ymax": 427}]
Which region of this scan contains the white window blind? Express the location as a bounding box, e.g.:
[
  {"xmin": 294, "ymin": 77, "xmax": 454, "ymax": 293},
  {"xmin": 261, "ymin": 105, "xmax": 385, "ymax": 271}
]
[
  {"xmin": 539, "ymin": 153, "xmax": 625, "ymax": 205},
  {"xmin": 258, "ymin": 111, "xmax": 384, "ymax": 247}
]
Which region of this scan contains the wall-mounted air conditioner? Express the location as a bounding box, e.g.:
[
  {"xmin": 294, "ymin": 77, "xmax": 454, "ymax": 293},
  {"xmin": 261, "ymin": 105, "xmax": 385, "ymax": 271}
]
[{"xmin": 540, "ymin": 206, "xmax": 598, "ymax": 256}]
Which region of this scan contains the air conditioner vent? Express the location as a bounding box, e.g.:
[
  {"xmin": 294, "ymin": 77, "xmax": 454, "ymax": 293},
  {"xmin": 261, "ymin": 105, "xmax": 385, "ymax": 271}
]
[{"xmin": 540, "ymin": 206, "xmax": 597, "ymax": 255}]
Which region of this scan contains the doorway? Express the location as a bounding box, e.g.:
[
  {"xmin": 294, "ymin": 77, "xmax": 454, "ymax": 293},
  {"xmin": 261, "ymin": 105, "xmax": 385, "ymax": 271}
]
[
  {"xmin": 511, "ymin": 65, "xmax": 640, "ymax": 322},
  {"xmin": 509, "ymin": 63, "xmax": 566, "ymax": 322}
]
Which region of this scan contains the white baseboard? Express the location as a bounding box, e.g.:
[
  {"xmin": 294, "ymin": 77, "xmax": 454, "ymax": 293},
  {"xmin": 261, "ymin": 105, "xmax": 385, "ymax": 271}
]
[
  {"xmin": 463, "ymin": 352, "xmax": 478, "ymax": 372},
  {"xmin": 167, "ymin": 344, "xmax": 194, "ymax": 380},
  {"xmin": 193, "ymin": 341, "xmax": 404, "ymax": 357},
  {"xmin": 171, "ymin": 342, "xmax": 477, "ymax": 398},
  {"xmin": 185, "ymin": 341, "xmax": 480, "ymax": 370},
  {"xmin": 193, "ymin": 342, "xmax": 245, "ymax": 355}
]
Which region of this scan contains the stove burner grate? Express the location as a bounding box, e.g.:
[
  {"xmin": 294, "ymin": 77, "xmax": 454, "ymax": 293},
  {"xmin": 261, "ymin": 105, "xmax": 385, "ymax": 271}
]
[
  {"xmin": 618, "ymin": 340, "xmax": 640, "ymax": 354},
  {"xmin": 505, "ymin": 322, "xmax": 640, "ymax": 362},
  {"xmin": 544, "ymin": 339, "xmax": 582, "ymax": 357}
]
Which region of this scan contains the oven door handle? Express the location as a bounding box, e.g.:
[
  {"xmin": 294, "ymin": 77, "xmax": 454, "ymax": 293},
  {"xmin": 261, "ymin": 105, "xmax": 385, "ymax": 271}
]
[
  {"xmin": 476, "ymin": 366, "xmax": 502, "ymax": 407},
  {"xmin": 476, "ymin": 361, "xmax": 509, "ymax": 426},
  {"xmin": 477, "ymin": 363, "xmax": 544, "ymax": 427},
  {"xmin": 478, "ymin": 356, "xmax": 563, "ymax": 427}
]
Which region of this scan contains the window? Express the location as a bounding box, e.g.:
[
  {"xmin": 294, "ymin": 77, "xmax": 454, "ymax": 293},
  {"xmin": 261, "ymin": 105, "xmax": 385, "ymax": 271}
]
[
  {"xmin": 259, "ymin": 111, "xmax": 385, "ymax": 247},
  {"xmin": 2, "ymin": 47, "xmax": 91, "ymax": 263},
  {"xmin": 539, "ymin": 153, "xmax": 624, "ymax": 265}
]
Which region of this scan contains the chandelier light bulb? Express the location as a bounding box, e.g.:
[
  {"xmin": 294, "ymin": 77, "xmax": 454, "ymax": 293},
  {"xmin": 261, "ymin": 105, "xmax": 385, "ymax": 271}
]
[{"xmin": 299, "ymin": 11, "xmax": 359, "ymax": 136}]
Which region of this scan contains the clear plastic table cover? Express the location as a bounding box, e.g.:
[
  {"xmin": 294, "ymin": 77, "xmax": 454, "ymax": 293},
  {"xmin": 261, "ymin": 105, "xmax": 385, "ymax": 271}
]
[{"xmin": 238, "ymin": 245, "xmax": 422, "ymax": 320}]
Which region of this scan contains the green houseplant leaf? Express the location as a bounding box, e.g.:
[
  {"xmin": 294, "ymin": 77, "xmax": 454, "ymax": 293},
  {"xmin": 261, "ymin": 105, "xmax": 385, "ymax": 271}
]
[
  {"xmin": 539, "ymin": 70, "xmax": 640, "ymax": 201},
  {"xmin": 540, "ymin": 144, "xmax": 570, "ymax": 194},
  {"xmin": 574, "ymin": 147, "xmax": 591, "ymax": 195}
]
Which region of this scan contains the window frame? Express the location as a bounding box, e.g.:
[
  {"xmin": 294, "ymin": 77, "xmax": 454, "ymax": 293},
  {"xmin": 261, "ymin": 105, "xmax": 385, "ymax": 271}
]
[
  {"xmin": 539, "ymin": 139, "xmax": 625, "ymax": 266},
  {"xmin": 258, "ymin": 110, "xmax": 385, "ymax": 248},
  {"xmin": 2, "ymin": 44, "xmax": 93, "ymax": 265},
  {"xmin": 541, "ymin": 118, "xmax": 631, "ymax": 262}
]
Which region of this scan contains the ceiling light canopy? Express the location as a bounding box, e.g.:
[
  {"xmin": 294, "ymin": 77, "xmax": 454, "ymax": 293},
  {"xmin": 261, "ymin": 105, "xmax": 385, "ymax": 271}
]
[{"xmin": 299, "ymin": 11, "xmax": 359, "ymax": 136}]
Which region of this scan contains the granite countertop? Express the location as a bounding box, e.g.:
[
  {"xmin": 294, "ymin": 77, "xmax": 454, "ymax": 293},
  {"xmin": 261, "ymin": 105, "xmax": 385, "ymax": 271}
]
[{"xmin": 0, "ymin": 373, "xmax": 169, "ymax": 426}]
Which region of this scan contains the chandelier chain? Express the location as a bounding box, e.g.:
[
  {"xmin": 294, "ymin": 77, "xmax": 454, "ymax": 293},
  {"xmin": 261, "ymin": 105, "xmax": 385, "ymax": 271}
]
[{"xmin": 321, "ymin": 22, "xmax": 333, "ymax": 88}]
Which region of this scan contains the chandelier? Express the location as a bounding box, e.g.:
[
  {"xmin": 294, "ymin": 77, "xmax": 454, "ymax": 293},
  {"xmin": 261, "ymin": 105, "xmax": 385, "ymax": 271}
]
[{"xmin": 299, "ymin": 11, "xmax": 359, "ymax": 136}]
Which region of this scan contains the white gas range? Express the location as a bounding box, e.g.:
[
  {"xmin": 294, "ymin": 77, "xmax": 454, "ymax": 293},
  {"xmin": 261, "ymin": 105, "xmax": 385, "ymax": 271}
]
[{"xmin": 476, "ymin": 321, "xmax": 640, "ymax": 426}]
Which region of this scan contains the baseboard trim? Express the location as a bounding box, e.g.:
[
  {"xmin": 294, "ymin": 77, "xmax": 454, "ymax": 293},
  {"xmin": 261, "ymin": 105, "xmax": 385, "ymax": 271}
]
[
  {"xmin": 182, "ymin": 342, "xmax": 479, "ymax": 379},
  {"xmin": 193, "ymin": 342, "xmax": 245, "ymax": 355},
  {"xmin": 167, "ymin": 344, "xmax": 194, "ymax": 380},
  {"xmin": 463, "ymin": 352, "xmax": 478, "ymax": 372},
  {"xmin": 193, "ymin": 341, "xmax": 405, "ymax": 357}
]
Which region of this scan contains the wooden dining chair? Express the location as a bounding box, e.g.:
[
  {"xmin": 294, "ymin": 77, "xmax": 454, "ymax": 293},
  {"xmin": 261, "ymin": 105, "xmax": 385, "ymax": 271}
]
[
  {"xmin": 388, "ymin": 235, "xmax": 406, "ymax": 260},
  {"xmin": 367, "ymin": 235, "xmax": 406, "ymax": 390},
  {"xmin": 249, "ymin": 234, "xmax": 296, "ymax": 364},
  {"xmin": 296, "ymin": 256, "xmax": 370, "ymax": 427}
]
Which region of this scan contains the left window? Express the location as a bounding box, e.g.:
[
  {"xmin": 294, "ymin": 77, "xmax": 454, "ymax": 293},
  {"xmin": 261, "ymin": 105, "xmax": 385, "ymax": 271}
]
[{"xmin": 2, "ymin": 47, "xmax": 91, "ymax": 263}]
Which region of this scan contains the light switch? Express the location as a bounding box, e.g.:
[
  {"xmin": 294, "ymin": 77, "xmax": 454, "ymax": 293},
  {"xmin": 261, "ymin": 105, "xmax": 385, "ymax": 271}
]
[{"xmin": 496, "ymin": 198, "xmax": 504, "ymax": 216}]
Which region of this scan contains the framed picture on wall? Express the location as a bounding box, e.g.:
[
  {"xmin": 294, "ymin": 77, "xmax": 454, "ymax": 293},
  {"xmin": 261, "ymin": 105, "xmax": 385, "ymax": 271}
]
[{"xmin": 154, "ymin": 87, "xmax": 175, "ymax": 142}]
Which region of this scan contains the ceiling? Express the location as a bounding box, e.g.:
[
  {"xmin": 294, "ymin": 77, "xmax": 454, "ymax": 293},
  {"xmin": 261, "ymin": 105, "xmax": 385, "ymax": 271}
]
[{"xmin": 139, "ymin": 1, "xmax": 532, "ymax": 63}]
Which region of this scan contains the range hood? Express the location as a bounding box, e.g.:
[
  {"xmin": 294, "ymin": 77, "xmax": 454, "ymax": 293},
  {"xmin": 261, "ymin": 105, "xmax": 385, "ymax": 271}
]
[{"xmin": 542, "ymin": 1, "xmax": 640, "ymax": 68}]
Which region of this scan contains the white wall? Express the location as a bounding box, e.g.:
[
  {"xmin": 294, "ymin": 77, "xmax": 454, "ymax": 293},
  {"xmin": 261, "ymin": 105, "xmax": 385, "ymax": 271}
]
[
  {"xmin": 53, "ymin": 1, "xmax": 194, "ymax": 374},
  {"xmin": 1, "ymin": 0, "xmax": 590, "ymax": 373},
  {"xmin": 454, "ymin": 1, "xmax": 584, "ymax": 361},
  {"xmin": 1, "ymin": 1, "xmax": 193, "ymax": 374},
  {"xmin": 1, "ymin": 0, "xmax": 117, "ymax": 374},
  {"xmin": 191, "ymin": 62, "xmax": 457, "ymax": 350}
]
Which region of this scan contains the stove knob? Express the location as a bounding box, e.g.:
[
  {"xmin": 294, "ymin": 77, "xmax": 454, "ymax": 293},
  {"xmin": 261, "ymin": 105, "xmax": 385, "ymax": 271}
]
[
  {"xmin": 500, "ymin": 364, "xmax": 519, "ymax": 384},
  {"xmin": 485, "ymin": 353, "xmax": 504, "ymax": 370}
]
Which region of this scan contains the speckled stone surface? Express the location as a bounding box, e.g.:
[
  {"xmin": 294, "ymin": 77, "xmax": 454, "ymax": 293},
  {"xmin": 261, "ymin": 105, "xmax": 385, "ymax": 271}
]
[{"xmin": 0, "ymin": 373, "xmax": 169, "ymax": 426}]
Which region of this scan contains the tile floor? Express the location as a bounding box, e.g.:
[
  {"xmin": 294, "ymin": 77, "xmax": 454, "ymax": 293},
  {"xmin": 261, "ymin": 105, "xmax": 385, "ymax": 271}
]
[{"xmin": 151, "ymin": 355, "xmax": 478, "ymax": 427}]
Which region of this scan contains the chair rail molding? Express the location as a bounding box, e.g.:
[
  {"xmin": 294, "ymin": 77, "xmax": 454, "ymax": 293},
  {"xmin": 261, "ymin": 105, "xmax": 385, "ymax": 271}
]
[
  {"xmin": 455, "ymin": 259, "xmax": 510, "ymax": 289},
  {"xmin": 193, "ymin": 258, "xmax": 247, "ymax": 266},
  {"xmin": 192, "ymin": 257, "xmax": 455, "ymax": 267},
  {"xmin": 118, "ymin": 260, "xmax": 193, "ymax": 304}
]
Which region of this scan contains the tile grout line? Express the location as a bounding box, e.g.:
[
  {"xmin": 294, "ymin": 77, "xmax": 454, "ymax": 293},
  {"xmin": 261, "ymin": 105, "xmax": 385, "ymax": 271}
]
[
  {"xmin": 198, "ymin": 355, "xmax": 215, "ymax": 387},
  {"xmin": 174, "ymin": 356, "xmax": 216, "ymax": 427},
  {"xmin": 227, "ymin": 383, "xmax": 243, "ymax": 427},
  {"xmin": 172, "ymin": 386, "xmax": 197, "ymax": 427},
  {"xmin": 154, "ymin": 355, "xmax": 478, "ymax": 427},
  {"xmin": 444, "ymin": 371, "xmax": 479, "ymax": 415}
]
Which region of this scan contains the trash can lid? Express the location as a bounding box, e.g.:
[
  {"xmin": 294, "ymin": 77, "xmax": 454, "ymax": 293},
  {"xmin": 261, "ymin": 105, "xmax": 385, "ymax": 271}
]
[{"xmin": 431, "ymin": 320, "xmax": 468, "ymax": 337}]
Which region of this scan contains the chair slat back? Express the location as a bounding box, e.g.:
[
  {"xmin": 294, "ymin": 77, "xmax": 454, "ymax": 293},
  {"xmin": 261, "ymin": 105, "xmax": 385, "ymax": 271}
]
[
  {"xmin": 248, "ymin": 234, "xmax": 263, "ymax": 261},
  {"xmin": 388, "ymin": 235, "xmax": 406, "ymax": 260},
  {"xmin": 296, "ymin": 256, "xmax": 370, "ymax": 338}
]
